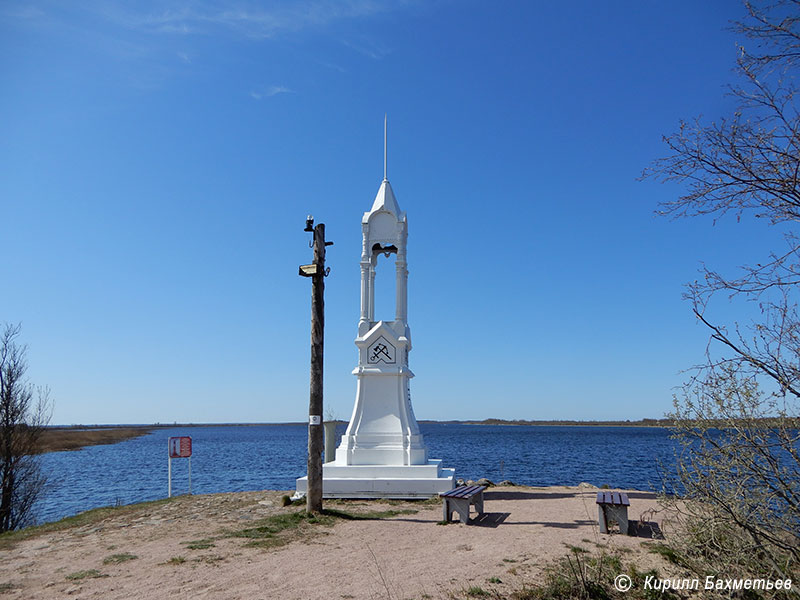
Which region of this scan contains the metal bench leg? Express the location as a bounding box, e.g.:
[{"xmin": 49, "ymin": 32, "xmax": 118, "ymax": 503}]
[
  {"xmin": 598, "ymin": 505, "xmax": 608, "ymax": 533},
  {"xmin": 600, "ymin": 505, "xmax": 629, "ymax": 534},
  {"xmin": 452, "ymin": 498, "xmax": 470, "ymax": 524},
  {"xmin": 612, "ymin": 506, "xmax": 629, "ymax": 535},
  {"xmin": 474, "ymin": 492, "xmax": 484, "ymax": 516}
]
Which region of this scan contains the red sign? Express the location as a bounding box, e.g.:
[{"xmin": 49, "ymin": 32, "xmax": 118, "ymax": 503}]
[{"xmin": 168, "ymin": 436, "xmax": 192, "ymax": 458}]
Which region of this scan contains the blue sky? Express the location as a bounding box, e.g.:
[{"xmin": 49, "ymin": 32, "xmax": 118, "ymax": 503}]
[{"xmin": 1, "ymin": 1, "xmax": 776, "ymax": 425}]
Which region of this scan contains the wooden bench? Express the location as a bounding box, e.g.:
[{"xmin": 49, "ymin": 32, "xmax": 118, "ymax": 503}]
[
  {"xmin": 596, "ymin": 491, "xmax": 630, "ymax": 535},
  {"xmin": 440, "ymin": 485, "xmax": 486, "ymax": 524}
]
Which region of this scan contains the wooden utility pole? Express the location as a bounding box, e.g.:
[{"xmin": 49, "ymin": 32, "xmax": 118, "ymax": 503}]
[{"xmin": 299, "ymin": 217, "xmax": 331, "ymax": 514}]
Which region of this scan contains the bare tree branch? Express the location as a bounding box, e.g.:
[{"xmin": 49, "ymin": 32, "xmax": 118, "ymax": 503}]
[
  {"xmin": 647, "ymin": 0, "xmax": 800, "ymax": 585},
  {"xmin": 0, "ymin": 324, "xmax": 51, "ymax": 532}
]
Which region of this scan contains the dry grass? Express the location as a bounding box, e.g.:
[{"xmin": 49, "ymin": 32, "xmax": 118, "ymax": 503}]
[
  {"xmin": 0, "ymin": 497, "xmax": 174, "ymax": 550},
  {"xmin": 37, "ymin": 427, "xmax": 152, "ymax": 453}
]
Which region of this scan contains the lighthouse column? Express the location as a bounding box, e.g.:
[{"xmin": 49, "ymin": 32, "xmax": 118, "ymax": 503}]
[
  {"xmin": 395, "ymin": 245, "xmax": 407, "ymax": 324},
  {"xmin": 367, "ymin": 265, "xmax": 376, "ymax": 322},
  {"xmin": 359, "ymin": 227, "xmax": 370, "ymax": 332}
]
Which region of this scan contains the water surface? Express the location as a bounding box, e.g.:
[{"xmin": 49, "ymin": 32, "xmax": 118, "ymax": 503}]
[{"xmin": 36, "ymin": 423, "xmax": 676, "ymax": 524}]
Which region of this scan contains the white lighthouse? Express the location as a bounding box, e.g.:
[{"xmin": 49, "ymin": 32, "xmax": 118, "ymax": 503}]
[{"xmin": 297, "ymin": 126, "xmax": 455, "ymax": 498}]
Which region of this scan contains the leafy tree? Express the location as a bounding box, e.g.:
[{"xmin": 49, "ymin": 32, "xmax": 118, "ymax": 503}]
[
  {"xmin": 645, "ymin": 0, "xmax": 800, "ymax": 584},
  {"xmin": 0, "ymin": 324, "xmax": 51, "ymax": 532}
]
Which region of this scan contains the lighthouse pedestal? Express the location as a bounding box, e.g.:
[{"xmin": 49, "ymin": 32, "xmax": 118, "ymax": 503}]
[
  {"xmin": 297, "ymin": 460, "xmax": 455, "ymax": 499},
  {"xmin": 296, "ymin": 175, "xmax": 454, "ymax": 499},
  {"xmin": 297, "ymin": 320, "xmax": 455, "ymax": 498}
]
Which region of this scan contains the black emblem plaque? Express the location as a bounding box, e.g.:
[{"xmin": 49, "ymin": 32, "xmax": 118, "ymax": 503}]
[{"xmin": 368, "ymin": 336, "xmax": 396, "ymax": 364}]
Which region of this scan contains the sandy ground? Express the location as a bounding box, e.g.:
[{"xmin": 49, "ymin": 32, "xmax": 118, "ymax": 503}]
[{"xmin": 0, "ymin": 485, "xmax": 676, "ymax": 599}]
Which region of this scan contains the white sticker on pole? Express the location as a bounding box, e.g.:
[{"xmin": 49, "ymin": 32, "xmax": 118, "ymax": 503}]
[{"xmin": 309, "ymin": 415, "xmax": 321, "ymax": 425}]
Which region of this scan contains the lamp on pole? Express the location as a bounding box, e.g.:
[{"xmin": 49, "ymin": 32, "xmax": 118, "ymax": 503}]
[{"xmin": 299, "ymin": 215, "xmax": 333, "ymax": 513}]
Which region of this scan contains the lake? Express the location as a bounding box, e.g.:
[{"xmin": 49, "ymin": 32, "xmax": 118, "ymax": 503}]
[{"xmin": 35, "ymin": 423, "xmax": 677, "ymax": 525}]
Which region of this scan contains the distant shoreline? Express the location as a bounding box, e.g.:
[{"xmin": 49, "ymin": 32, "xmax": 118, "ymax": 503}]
[
  {"xmin": 38, "ymin": 427, "xmax": 154, "ymax": 453},
  {"xmin": 47, "ymin": 419, "xmax": 672, "ymax": 429},
  {"xmin": 39, "ymin": 419, "xmax": 673, "ymax": 453},
  {"xmin": 442, "ymin": 418, "xmax": 674, "ymax": 428}
]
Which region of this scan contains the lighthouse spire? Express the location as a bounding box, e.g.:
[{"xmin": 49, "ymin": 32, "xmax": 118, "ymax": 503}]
[{"xmin": 383, "ymin": 113, "xmax": 387, "ymax": 181}]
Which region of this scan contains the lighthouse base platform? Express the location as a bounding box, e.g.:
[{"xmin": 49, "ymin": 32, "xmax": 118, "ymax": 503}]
[{"xmin": 296, "ymin": 459, "xmax": 455, "ymax": 499}]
